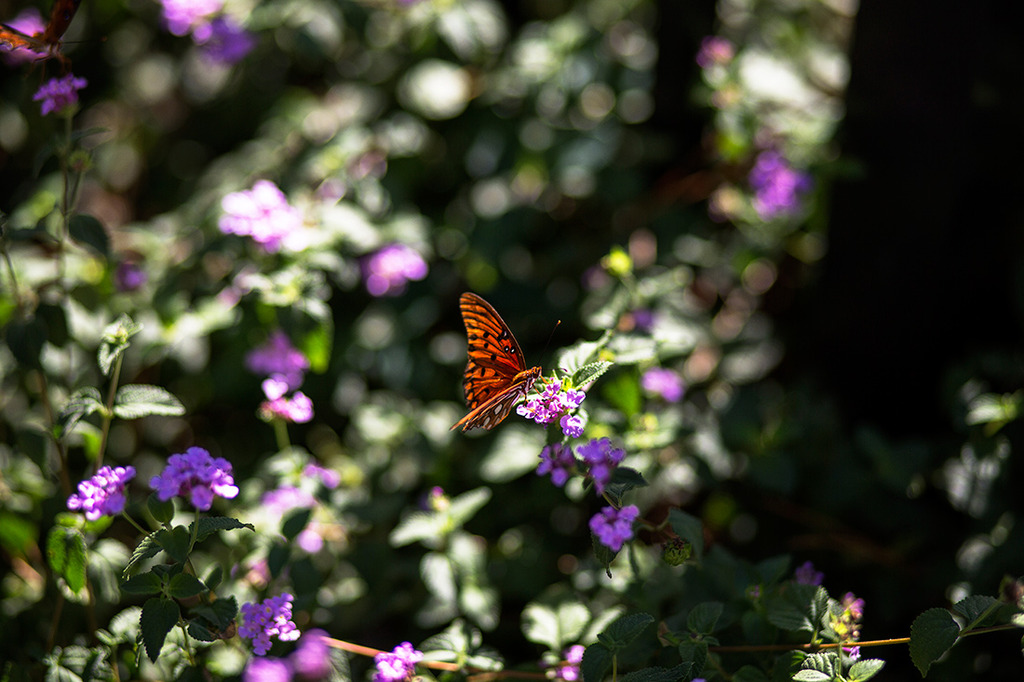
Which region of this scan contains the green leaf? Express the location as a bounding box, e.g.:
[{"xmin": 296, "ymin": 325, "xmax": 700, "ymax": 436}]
[
  {"xmin": 69, "ymin": 213, "xmax": 109, "ymax": 258},
  {"xmin": 5, "ymin": 315, "xmax": 45, "ymax": 369},
  {"xmin": 99, "ymin": 314, "xmax": 142, "ymax": 376},
  {"xmin": 446, "ymin": 487, "xmax": 492, "ymax": 527},
  {"xmin": 389, "ymin": 511, "xmax": 442, "ymax": 547},
  {"xmin": 792, "ymin": 671, "xmax": 831, "ymax": 682},
  {"xmin": 604, "ymin": 467, "xmax": 648, "ymax": 505},
  {"xmin": 952, "ymin": 595, "xmax": 1000, "ymax": 629},
  {"xmin": 580, "ymin": 642, "xmax": 613, "ymax": 682},
  {"xmin": 156, "ymin": 526, "xmax": 191, "ymax": 564},
  {"xmin": 572, "ymin": 361, "xmax": 613, "ymax": 388},
  {"xmin": 193, "ymin": 516, "xmax": 255, "ymax": 542},
  {"xmin": 282, "ymin": 508, "xmax": 313, "ymax": 540},
  {"xmin": 797, "ymin": 652, "xmax": 837, "ymax": 680},
  {"xmin": 909, "ymin": 608, "xmax": 960, "ymax": 676},
  {"xmin": 47, "ymin": 526, "xmax": 88, "ymax": 594},
  {"xmin": 849, "ymin": 658, "xmax": 886, "ymax": 682},
  {"xmin": 687, "ymin": 602, "xmax": 723, "ymax": 635},
  {"xmin": 120, "ymin": 572, "xmax": 163, "ymax": 596},
  {"xmin": 43, "ymin": 645, "xmax": 113, "ymax": 682},
  {"xmin": 521, "ymin": 596, "xmax": 590, "ymax": 650},
  {"xmin": 598, "ymin": 612, "xmax": 654, "ymax": 650},
  {"xmin": 123, "ymin": 531, "xmax": 163, "ymax": 578},
  {"xmin": 677, "ymin": 641, "xmax": 707, "ymax": 676},
  {"xmin": 112, "ymin": 384, "xmax": 186, "ymax": 419},
  {"xmin": 168, "ymin": 573, "xmax": 206, "ymax": 599},
  {"xmin": 619, "ymin": 664, "xmax": 692, "ymax": 682},
  {"xmin": 765, "ymin": 585, "xmax": 823, "ymax": 633},
  {"xmin": 556, "ymin": 333, "xmax": 611, "ymax": 376},
  {"xmin": 187, "ymin": 621, "xmax": 217, "ymax": 642},
  {"xmin": 57, "ymin": 387, "xmax": 105, "ymax": 438},
  {"xmin": 667, "ymin": 509, "xmax": 703, "ymax": 561},
  {"xmin": 147, "ymin": 493, "xmax": 175, "ymax": 524},
  {"xmin": 140, "ymin": 597, "xmax": 180, "ymax": 662}
]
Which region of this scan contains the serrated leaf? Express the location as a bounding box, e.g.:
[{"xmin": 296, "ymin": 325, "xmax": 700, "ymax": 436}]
[
  {"xmin": 667, "ymin": 509, "xmax": 703, "ymax": 561},
  {"xmin": 580, "ymin": 642, "xmax": 612, "ymax": 682},
  {"xmin": 599, "ymin": 612, "xmax": 654, "ymax": 650},
  {"xmin": 156, "ymin": 526, "xmax": 191, "ymax": 564},
  {"xmin": 69, "ymin": 213, "xmax": 109, "ymax": 258},
  {"xmin": 282, "ymin": 508, "xmax": 313, "ymax": 540},
  {"xmin": 792, "ymin": 671, "xmax": 831, "ymax": 682},
  {"xmin": 605, "ymin": 467, "xmax": 648, "ymax": 504},
  {"xmin": 952, "ymin": 595, "xmax": 1000, "ymax": 629},
  {"xmin": 187, "ymin": 621, "xmax": 217, "ymax": 642},
  {"xmin": 113, "ymin": 384, "xmax": 186, "ymax": 419},
  {"xmin": 120, "ymin": 572, "xmax": 163, "ymax": 596},
  {"xmin": 572, "ymin": 361, "xmax": 613, "ymax": 388},
  {"xmin": 556, "ymin": 333, "xmax": 611, "ymax": 376},
  {"xmin": 140, "ymin": 597, "xmax": 180, "ymax": 663},
  {"xmin": 123, "ymin": 532, "xmax": 163, "ymax": 579},
  {"xmin": 909, "ymin": 608, "xmax": 960, "ymax": 676},
  {"xmin": 848, "ymin": 658, "xmax": 885, "ymax": 682},
  {"xmin": 168, "ymin": 573, "xmax": 206, "ymax": 599},
  {"xmin": 678, "ymin": 641, "xmax": 707, "ymax": 675},
  {"xmin": 57, "ymin": 387, "xmax": 105, "ymax": 438},
  {"xmin": 687, "ymin": 602, "xmax": 723, "ymax": 635},
  {"xmin": 193, "ymin": 516, "xmax": 254, "ymax": 542}
]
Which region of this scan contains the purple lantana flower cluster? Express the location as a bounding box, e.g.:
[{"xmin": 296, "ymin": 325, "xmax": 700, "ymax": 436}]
[
  {"xmin": 517, "ymin": 379, "xmax": 586, "ymax": 437},
  {"xmin": 589, "ymin": 504, "xmax": 639, "ymax": 552},
  {"xmin": 242, "ymin": 629, "xmax": 333, "ymax": 681},
  {"xmin": 577, "ymin": 438, "xmax": 625, "ymax": 494},
  {"xmin": 246, "ymin": 331, "xmax": 315, "ymax": 424},
  {"xmin": 373, "ymin": 642, "xmax": 423, "ymax": 682},
  {"xmin": 33, "ymin": 74, "xmax": 87, "ymax": 116},
  {"xmin": 150, "ymin": 446, "xmax": 239, "ymax": 510},
  {"xmin": 362, "ymin": 244, "xmax": 428, "ymax": 297},
  {"xmin": 239, "ymin": 593, "xmax": 301, "ymax": 655},
  {"xmin": 552, "ymin": 645, "xmax": 585, "ymax": 681},
  {"xmin": 641, "ymin": 367, "xmax": 684, "ymax": 403},
  {"xmin": 220, "ymin": 180, "xmax": 303, "ymax": 252},
  {"xmin": 159, "ymin": 0, "xmax": 255, "ymax": 64},
  {"xmin": 67, "ymin": 465, "xmax": 136, "ymax": 521},
  {"xmin": 794, "ymin": 560, "xmax": 824, "ymax": 586},
  {"xmin": 748, "ymin": 150, "xmax": 812, "ymax": 220}
]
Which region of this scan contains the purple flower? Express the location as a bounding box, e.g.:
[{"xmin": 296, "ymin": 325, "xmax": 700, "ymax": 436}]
[
  {"xmin": 260, "ymin": 390, "xmax": 314, "ymax": 424},
  {"xmin": 554, "ymin": 645, "xmax": 585, "ymax": 681},
  {"xmin": 193, "ymin": 15, "xmax": 256, "ymax": 64},
  {"xmin": 290, "ymin": 629, "xmax": 331, "ymax": 679},
  {"xmin": 33, "ymin": 74, "xmax": 87, "ymax": 116},
  {"xmin": 67, "ymin": 465, "xmax": 136, "ymax": 521},
  {"xmin": 843, "ymin": 646, "xmax": 861, "ymax": 661},
  {"xmin": 373, "ymin": 642, "xmax": 423, "ymax": 682},
  {"xmin": 149, "ymin": 446, "xmax": 239, "ymax": 510},
  {"xmin": 239, "ymin": 593, "xmax": 301, "ymax": 656},
  {"xmin": 262, "ymin": 486, "xmax": 316, "ymax": 515},
  {"xmin": 537, "ymin": 443, "xmax": 577, "ymax": 487},
  {"xmin": 589, "ymin": 505, "xmax": 639, "ymax": 552},
  {"xmin": 748, "ymin": 150, "xmax": 812, "ymax": 220},
  {"xmin": 246, "ymin": 331, "xmax": 309, "ymax": 390},
  {"xmin": 794, "ymin": 561, "xmax": 824, "ymax": 586},
  {"xmin": 696, "ymin": 36, "xmax": 734, "ymax": 68},
  {"xmin": 362, "ymin": 244, "xmax": 428, "ymax": 297},
  {"xmin": 631, "ymin": 309, "xmax": 656, "ymax": 333},
  {"xmin": 220, "ymin": 180, "xmax": 303, "ymax": 252},
  {"xmin": 641, "ymin": 368, "xmax": 684, "ymax": 403},
  {"xmin": 559, "ymin": 414, "xmax": 585, "ymax": 438},
  {"xmin": 114, "ymin": 260, "xmax": 148, "ymax": 292},
  {"xmin": 1, "ymin": 10, "xmax": 46, "ymax": 63},
  {"xmin": 516, "ymin": 380, "xmax": 586, "ymax": 436},
  {"xmin": 577, "ymin": 438, "xmax": 625, "ymax": 494},
  {"xmin": 160, "ymin": 0, "xmax": 222, "ymax": 35},
  {"xmin": 303, "ymin": 463, "xmax": 340, "ymax": 489},
  {"xmin": 243, "ymin": 656, "xmax": 293, "ymax": 682}
]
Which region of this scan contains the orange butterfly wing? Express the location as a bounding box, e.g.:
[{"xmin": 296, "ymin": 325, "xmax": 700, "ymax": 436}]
[
  {"xmin": 0, "ymin": 0, "xmax": 81, "ymax": 62},
  {"xmin": 0, "ymin": 24, "xmax": 46, "ymax": 53},
  {"xmin": 41, "ymin": 0, "xmax": 82, "ymax": 46},
  {"xmin": 451, "ymin": 292, "xmax": 542, "ymax": 432}
]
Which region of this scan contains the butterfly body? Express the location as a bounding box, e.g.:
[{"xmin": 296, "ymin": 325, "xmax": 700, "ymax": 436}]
[{"xmin": 452, "ymin": 292, "xmax": 542, "ymax": 432}]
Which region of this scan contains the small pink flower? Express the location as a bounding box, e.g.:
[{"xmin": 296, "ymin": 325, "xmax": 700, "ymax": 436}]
[{"xmin": 33, "ymin": 74, "xmax": 87, "ymax": 116}]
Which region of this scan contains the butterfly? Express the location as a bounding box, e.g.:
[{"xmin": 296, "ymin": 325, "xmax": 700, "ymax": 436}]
[
  {"xmin": 0, "ymin": 0, "xmax": 82, "ymax": 64},
  {"xmin": 451, "ymin": 292, "xmax": 543, "ymax": 432}
]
